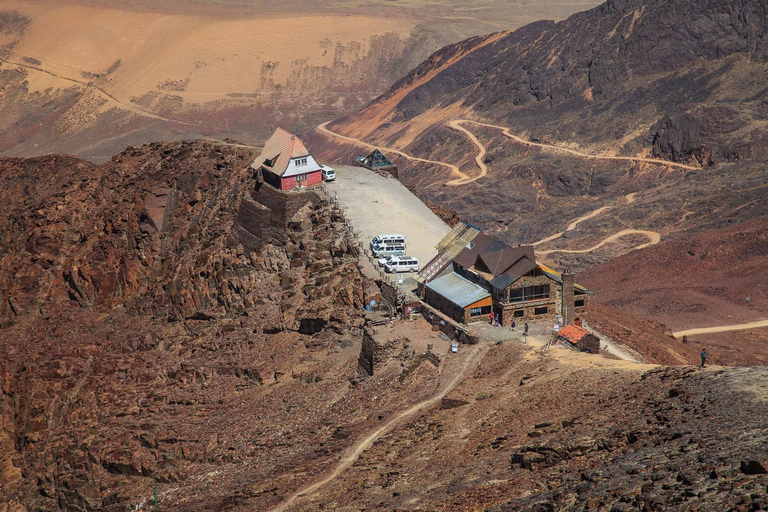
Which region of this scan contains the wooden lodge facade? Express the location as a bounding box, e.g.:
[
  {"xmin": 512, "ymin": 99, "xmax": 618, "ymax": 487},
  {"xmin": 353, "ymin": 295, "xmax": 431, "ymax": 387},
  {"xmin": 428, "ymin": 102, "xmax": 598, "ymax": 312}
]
[{"xmin": 418, "ymin": 223, "xmax": 590, "ymax": 327}]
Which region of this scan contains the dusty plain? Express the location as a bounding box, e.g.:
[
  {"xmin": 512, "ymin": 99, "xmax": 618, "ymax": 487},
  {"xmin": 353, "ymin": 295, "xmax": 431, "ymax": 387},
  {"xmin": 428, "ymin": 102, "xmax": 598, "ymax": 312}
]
[{"xmin": 0, "ymin": 0, "xmax": 602, "ymax": 162}]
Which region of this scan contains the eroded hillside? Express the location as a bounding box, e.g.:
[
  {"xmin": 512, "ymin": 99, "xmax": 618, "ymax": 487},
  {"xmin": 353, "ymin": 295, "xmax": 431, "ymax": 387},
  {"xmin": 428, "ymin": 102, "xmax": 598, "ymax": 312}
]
[
  {"xmin": 0, "ymin": 0, "xmax": 601, "ymax": 162},
  {"xmin": 310, "ymin": 0, "xmax": 768, "ymax": 269},
  {"xmin": 1, "ymin": 143, "xmax": 767, "ymax": 512}
]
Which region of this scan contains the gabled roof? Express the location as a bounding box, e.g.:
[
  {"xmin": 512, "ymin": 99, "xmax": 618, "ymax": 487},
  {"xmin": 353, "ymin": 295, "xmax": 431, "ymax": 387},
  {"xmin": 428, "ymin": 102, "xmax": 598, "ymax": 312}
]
[
  {"xmin": 426, "ymin": 272, "xmax": 491, "ymax": 308},
  {"xmin": 453, "ymin": 234, "xmax": 537, "ymax": 289},
  {"xmin": 558, "ymin": 324, "xmax": 592, "ymax": 343},
  {"xmin": 490, "ymin": 256, "xmax": 538, "ymax": 290},
  {"xmin": 479, "ymin": 242, "xmax": 536, "ymax": 277},
  {"xmin": 453, "ymin": 233, "xmax": 496, "ymax": 269},
  {"xmin": 251, "ymin": 128, "xmax": 312, "ymax": 176}
]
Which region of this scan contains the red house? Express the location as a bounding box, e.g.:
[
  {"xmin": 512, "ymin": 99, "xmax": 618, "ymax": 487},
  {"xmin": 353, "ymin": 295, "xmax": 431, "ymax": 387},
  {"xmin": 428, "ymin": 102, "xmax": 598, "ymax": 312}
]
[{"xmin": 251, "ymin": 128, "xmax": 322, "ymax": 191}]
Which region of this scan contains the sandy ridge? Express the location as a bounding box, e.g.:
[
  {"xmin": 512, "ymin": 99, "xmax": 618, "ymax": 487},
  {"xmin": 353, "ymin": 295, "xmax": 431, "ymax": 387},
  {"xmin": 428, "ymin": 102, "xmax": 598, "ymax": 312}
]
[
  {"xmin": 269, "ymin": 341, "xmax": 491, "ymax": 512},
  {"xmin": 0, "ymin": 56, "xmax": 198, "ymax": 126}
]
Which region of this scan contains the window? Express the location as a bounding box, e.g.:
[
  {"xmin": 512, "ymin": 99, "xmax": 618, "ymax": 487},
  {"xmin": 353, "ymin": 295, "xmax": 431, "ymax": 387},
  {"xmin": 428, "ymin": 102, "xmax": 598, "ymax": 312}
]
[
  {"xmin": 534, "ymin": 306, "xmax": 548, "ymax": 315},
  {"xmin": 295, "ymin": 157, "xmax": 307, "ymax": 166},
  {"xmin": 513, "ymin": 309, "xmax": 524, "ymax": 318},
  {"xmin": 469, "ymin": 305, "xmax": 492, "ymax": 317},
  {"xmin": 508, "ymin": 284, "xmax": 550, "ymax": 303},
  {"xmin": 575, "ymin": 299, "xmax": 585, "ymax": 308}
]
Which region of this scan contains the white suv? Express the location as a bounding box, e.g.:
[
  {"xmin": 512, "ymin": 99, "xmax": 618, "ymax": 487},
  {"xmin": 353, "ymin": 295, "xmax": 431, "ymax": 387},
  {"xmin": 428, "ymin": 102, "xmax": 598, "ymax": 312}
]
[
  {"xmin": 384, "ymin": 256, "xmax": 419, "ymax": 273},
  {"xmin": 320, "ymin": 165, "xmax": 336, "ymax": 182}
]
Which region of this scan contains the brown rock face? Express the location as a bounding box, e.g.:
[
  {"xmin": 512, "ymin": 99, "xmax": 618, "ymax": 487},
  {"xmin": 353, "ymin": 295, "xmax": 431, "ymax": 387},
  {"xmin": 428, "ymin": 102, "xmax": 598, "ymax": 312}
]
[{"xmin": 0, "ymin": 142, "xmax": 368, "ymax": 510}]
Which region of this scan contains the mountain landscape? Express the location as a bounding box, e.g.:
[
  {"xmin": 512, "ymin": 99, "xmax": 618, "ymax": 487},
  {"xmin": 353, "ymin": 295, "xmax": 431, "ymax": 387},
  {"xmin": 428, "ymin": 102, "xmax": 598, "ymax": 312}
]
[
  {"xmin": 2, "ymin": 0, "xmax": 768, "ymax": 510},
  {"xmin": 0, "ymin": 0, "xmax": 600, "ymax": 163}
]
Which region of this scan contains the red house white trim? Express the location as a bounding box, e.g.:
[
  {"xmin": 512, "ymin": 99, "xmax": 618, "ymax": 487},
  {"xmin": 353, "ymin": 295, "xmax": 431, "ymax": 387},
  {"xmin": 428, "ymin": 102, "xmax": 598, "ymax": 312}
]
[{"xmin": 251, "ymin": 128, "xmax": 322, "ymax": 191}]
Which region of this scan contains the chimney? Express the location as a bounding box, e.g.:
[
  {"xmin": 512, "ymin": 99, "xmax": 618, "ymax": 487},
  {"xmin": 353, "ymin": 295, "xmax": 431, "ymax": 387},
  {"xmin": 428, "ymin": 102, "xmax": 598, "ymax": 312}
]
[{"xmin": 562, "ymin": 269, "xmax": 575, "ymax": 326}]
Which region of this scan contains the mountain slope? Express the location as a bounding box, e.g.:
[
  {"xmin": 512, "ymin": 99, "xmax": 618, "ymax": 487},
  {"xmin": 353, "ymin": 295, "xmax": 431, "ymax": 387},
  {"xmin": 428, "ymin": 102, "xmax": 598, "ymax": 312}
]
[
  {"xmin": 311, "ymin": 0, "xmax": 768, "ymax": 267},
  {"xmin": 0, "ymin": 0, "xmax": 602, "ymax": 163}
]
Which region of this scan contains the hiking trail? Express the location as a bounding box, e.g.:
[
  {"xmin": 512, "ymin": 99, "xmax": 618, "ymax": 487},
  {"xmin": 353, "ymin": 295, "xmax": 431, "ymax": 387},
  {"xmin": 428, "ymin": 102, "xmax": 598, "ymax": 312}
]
[
  {"xmin": 317, "ymin": 121, "xmax": 470, "ymax": 183},
  {"xmin": 269, "ymin": 341, "xmax": 491, "ymax": 512}
]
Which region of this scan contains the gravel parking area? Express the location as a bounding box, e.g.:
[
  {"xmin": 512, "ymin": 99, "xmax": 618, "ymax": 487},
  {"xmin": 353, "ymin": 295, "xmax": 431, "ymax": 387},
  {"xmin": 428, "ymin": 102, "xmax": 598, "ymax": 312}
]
[{"xmin": 324, "ymin": 165, "xmax": 451, "ymax": 278}]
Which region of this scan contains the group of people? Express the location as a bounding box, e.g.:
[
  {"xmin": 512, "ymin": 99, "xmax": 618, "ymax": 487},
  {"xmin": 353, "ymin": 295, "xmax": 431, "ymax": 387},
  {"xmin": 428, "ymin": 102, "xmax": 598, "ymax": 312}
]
[{"xmin": 489, "ymin": 312, "xmax": 528, "ymax": 335}]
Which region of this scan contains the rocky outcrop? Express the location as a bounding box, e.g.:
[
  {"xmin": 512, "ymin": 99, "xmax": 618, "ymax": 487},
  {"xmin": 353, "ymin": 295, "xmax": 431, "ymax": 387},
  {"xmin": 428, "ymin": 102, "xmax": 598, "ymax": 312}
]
[{"xmin": 0, "ymin": 142, "xmax": 368, "ymax": 510}]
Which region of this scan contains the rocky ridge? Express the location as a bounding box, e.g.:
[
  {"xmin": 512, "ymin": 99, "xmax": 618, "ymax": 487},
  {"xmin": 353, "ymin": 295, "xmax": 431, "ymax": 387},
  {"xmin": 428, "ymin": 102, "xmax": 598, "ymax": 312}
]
[{"xmin": 0, "ymin": 142, "xmax": 371, "ymax": 510}]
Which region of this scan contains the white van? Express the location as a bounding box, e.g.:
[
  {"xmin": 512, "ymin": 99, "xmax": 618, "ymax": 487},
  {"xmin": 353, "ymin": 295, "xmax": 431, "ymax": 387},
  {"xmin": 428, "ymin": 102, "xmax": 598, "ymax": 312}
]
[
  {"xmin": 371, "ymin": 243, "xmax": 406, "ymax": 258},
  {"xmin": 384, "ymin": 256, "xmax": 419, "ymax": 273},
  {"xmin": 320, "ymin": 165, "xmax": 336, "ymax": 182},
  {"xmin": 371, "ymin": 234, "xmax": 406, "ymax": 247},
  {"xmin": 377, "ymin": 255, "xmax": 396, "ymax": 267}
]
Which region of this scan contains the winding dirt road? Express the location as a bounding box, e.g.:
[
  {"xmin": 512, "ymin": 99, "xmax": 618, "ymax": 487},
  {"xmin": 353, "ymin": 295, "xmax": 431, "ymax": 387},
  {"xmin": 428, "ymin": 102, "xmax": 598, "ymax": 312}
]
[
  {"xmin": 532, "ymin": 205, "xmax": 613, "ymax": 247},
  {"xmin": 535, "ymin": 229, "xmax": 661, "ymax": 255},
  {"xmin": 269, "ymin": 341, "xmax": 490, "ymax": 512},
  {"xmin": 318, "ymin": 117, "xmax": 696, "ymax": 190},
  {"xmin": 446, "ymin": 120, "xmax": 488, "ymax": 185},
  {"xmin": 673, "ymin": 320, "xmax": 768, "ymax": 338},
  {"xmin": 458, "ymin": 119, "xmax": 700, "ymax": 171},
  {"xmin": 317, "ymin": 121, "xmax": 469, "ymax": 183}
]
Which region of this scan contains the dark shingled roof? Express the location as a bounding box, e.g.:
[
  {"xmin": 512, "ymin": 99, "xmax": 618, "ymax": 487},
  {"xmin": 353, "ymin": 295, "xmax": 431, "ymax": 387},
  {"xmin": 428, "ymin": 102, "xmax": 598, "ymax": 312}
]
[
  {"xmin": 453, "ymin": 234, "xmax": 537, "ymax": 289},
  {"xmin": 453, "ymin": 233, "xmax": 496, "ymax": 269},
  {"xmin": 490, "ymin": 256, "xmax": 538, "ymax": 289}
]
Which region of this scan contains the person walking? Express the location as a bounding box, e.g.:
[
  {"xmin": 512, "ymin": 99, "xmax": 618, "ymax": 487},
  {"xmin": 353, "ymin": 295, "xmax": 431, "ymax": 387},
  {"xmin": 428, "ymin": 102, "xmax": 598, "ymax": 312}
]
[
  {"xmin": 489, "ymin": 311, "xmax": 494, "ymax": 326},
  {"xmin": 511, "ymin": 319, "xmax": 516, "ymax": 331},
  {"xmin": 524, "ymin": 322, "xmax": 529, "ymax": 335},
  {"xmin": 700, "ymin": 349, "xmax": 708, "ymax": 367}
]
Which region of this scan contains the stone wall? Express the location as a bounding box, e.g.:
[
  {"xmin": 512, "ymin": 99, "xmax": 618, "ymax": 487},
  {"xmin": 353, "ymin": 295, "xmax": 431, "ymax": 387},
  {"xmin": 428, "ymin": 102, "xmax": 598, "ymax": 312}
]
[
  {"xmin": 253, "ymin": 182, "xmax": 323, "ymax": 228},
  {"xmin": 500, "ymin": 275, "xmax": 560, "ymax": 326},
  {"xmin": 420, "ymin": 301, "xmax": 478, "ymax": 345}
]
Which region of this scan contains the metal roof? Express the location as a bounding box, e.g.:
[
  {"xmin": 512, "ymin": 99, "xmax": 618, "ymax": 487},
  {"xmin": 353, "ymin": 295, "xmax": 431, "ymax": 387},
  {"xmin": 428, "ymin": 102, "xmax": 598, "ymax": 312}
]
[{"xmin": 425, "ymin": 272, "xmax": 491, "ymax": 308}]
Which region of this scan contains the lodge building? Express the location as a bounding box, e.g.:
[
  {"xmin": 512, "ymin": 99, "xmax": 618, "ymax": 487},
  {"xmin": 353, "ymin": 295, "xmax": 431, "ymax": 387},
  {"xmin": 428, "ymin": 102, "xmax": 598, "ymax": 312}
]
[{"xmin": 417, "ymin": 222, "xmax": 589, "ymax": 326}]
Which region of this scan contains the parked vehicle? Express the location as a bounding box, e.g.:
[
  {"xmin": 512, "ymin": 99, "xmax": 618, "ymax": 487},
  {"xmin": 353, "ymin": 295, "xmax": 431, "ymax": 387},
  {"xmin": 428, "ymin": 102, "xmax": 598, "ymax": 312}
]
[
  {"xmin": 384, "ymin": 256, "xmax": 419, "ymax": 273},
  {"xmin": 320, "ymin": 165, "xmax": 336, "ymax": 182},
  {"xmin": 378, "ymin": 255, "xmax": 396, "ymax": 267},
  {"xmin": 370, "ymin": 234, "xmax": 406, "ymax": 248},
  {"xmin": 371, "ymin": 244, "xmax": 406, "ymax": 258}
]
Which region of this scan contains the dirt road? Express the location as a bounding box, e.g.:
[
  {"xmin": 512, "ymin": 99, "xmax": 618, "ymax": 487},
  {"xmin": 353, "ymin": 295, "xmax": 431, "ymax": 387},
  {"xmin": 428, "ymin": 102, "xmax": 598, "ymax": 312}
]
[
  {"xmin": 446, "ymin": 120, "xmax": 487, "ymax": 185},
  {"xmin": 532, "ymin": 205, "xmax": 613, "ymax": 246},
  {"xmin": 317, "ymin": 122, "xmax": 468, "ymax": 183},
  {"xmin": 673, "ymin": 320, "xmax": 768, "ymax": 338},
  {"xmin": 269, "ymin": 341, "xmax": 491, "ymax": 512},
  {"xmin": 458, "ymin": 119, "xmax": 700, "ymax": 171},
  {"xmin": 535, "ymin": 229, "xmax": 661, "ymax": 255}
]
